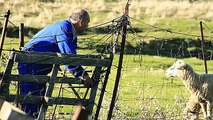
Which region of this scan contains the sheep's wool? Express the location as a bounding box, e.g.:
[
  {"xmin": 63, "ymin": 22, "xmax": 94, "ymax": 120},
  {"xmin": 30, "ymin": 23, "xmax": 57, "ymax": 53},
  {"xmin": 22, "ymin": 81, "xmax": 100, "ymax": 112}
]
[{"xmin": 166, "ymin": 60, "xmax": 213, "ymax": 119}]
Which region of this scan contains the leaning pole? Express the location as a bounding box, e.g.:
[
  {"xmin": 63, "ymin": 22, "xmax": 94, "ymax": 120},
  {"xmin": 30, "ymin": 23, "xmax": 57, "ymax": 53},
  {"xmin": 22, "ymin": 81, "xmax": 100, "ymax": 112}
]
[
  {"xmin": 0, "ymin": 10, "xmax": 10, "ymax": 57},
  {"xmin": 107, "ymin": 1, "xmax": 130, "ymax": 119},
  {"xmin": 199, "ymin": 21, "xmax": 208, "ymax": 74}
]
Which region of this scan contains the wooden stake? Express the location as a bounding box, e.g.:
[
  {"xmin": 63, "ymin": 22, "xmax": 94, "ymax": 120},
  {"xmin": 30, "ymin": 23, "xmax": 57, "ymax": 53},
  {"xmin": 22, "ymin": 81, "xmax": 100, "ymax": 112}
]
[
  {"xmin": 107, "ymin": 1, "xmax": 130, "ymax": 119},
  {"xmin": 19, "ymin": 23, "xmax": 24, "ymax": 50},
  {"xmin": 95, "ymin": 53, "xmax": 114, "ymax": 120},
  {"xmin": 0, "ymin": 10, "xmax": 11, "ymax": 57},
  {"xmin": 107, "ymin": 16, "xmax": 128, "ymax": 120},
  {"xmin": 200, "ymin": 21, "xmax": 208, "ymax": 74}
]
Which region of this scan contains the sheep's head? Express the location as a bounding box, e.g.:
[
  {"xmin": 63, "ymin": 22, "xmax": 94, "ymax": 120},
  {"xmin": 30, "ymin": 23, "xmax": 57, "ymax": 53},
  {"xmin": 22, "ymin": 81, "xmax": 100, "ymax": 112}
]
[{"xmin": 166, "ymin": 60, "xmax": 190, "ymax": 78}]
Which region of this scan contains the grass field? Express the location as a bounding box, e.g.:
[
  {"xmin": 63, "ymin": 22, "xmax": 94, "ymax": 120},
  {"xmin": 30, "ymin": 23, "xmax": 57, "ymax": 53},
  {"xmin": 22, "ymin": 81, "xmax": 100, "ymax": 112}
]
[{"xmin": 0, "ymin": 0, "xmax": 213, "ymax": 119}]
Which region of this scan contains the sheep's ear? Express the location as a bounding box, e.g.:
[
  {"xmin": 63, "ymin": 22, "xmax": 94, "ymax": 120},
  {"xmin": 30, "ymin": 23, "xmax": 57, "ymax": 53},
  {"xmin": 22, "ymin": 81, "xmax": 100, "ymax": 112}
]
[{"xmin": 176, "ymin": 60, "xmax": 187, "ymax": 70}]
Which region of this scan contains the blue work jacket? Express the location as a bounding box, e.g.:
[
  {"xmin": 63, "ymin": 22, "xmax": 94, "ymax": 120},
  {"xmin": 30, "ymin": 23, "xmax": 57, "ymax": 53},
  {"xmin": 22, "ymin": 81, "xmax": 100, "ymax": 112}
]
[{"xmin": 18, "ymin": 19, "xmax": 86, "ymax": 78}]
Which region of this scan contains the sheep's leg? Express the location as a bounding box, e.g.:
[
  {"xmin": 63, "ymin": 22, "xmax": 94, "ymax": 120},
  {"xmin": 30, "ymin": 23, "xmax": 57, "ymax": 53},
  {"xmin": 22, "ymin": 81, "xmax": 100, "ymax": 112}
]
[
  {"xmin": 183, "ymin": 95, "xmax": 200, "ymax": 120},
  {"xmin": 206, "ymin": 101, "xmax": 212, "ymax": 119},
  {"xmin": 200, "ymin": 102, "xmax": 207, "ymax": 119}
]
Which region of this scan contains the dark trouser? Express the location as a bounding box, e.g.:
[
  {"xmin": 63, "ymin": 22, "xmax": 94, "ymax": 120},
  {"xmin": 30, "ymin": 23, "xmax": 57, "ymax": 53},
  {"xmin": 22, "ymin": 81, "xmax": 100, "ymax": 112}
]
[{"xmin": 18, "ymin": 63, "xmax": 52, "ymax": 118}]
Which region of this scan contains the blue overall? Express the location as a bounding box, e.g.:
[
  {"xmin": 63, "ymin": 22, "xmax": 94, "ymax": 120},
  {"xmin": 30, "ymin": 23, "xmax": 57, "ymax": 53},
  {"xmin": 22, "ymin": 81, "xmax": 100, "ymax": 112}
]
[{"xmin": 18, "ymin": 19, "xmax": 86, "ymax": 118}]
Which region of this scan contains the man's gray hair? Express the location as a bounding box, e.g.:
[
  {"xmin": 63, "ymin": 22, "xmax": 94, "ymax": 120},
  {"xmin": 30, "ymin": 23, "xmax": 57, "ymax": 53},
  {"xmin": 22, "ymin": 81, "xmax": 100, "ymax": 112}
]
[{"xmin": 70, "ymin": 8, "xmax": 90, "ymax": 23}]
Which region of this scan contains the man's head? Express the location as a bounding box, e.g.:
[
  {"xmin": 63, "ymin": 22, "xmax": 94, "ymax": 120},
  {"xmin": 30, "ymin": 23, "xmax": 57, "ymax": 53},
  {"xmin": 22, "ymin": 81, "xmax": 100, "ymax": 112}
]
[{"xmin": 70, "ymin": 8, "xmax": 90, "ymax": 33}]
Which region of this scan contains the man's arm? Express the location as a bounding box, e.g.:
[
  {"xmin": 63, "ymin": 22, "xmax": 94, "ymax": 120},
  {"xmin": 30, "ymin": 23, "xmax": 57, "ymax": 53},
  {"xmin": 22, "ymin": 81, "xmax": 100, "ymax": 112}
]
[{"xmin": 56, "ymin": 25, "xmax": 92, "ymax": 87}]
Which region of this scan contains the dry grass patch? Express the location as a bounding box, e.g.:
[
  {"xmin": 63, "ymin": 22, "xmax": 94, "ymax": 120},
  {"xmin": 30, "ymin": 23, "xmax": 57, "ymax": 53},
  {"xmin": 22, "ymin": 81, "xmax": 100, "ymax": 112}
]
[{"xmin": 1, "ymin": 0, "xmax": 213, "ymax": 28}]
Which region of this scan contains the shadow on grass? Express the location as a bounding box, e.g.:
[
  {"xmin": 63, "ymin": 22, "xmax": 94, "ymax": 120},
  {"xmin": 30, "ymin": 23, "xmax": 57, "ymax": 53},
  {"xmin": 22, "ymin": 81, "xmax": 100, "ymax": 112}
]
[{"xmin": 82, "ymin": 37, "xmax": 213, "ymax": 60}]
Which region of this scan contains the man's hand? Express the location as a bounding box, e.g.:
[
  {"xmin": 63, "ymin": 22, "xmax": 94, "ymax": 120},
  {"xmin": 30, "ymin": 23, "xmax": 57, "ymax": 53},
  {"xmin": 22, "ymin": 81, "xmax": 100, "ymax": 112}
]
[{"xmin": 82, "ymin": 74, "xmax": 92, "ymax": 88}]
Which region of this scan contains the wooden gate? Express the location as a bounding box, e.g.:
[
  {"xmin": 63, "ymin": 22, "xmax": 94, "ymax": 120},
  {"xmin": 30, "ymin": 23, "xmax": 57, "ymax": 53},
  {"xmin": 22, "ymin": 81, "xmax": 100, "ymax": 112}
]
[{"xmin": 0, "ymin": 50, "xmax": 112, "ymax": 119}]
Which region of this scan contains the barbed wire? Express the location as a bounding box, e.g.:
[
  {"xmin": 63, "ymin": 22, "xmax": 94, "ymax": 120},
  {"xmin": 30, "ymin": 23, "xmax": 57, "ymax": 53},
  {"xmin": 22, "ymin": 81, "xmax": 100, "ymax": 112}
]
[
  {"xmin": 5, "ymin": 15, "xmax": 211, "ymax": 61},
  {"xmin": 8, "ymin": 20, "xmax": 31, "ymax": 38},
  {"xmin": 202, "ymin": 22, "xmax": 213, "ymax": 33},
  {"xmin": 87, "ymin": 29, "xmax": 118, "ymax": 55},
  {"xmin": 88, "ymin": 16, "xmax": 122, "ymax": 29},
  {"xmin": 110, "ymin": 34, "xmax": 211, "ymax": 119},
  {"xmin": 1, "ymin": 40, "xmax": 210, "ymax": 67},
  {"xmin": 6, "ymin": 17, "xmax": 123, "ymax": 57},
  {"xmin": 4, "ymin": 15, "xmax": 213, "ymax": 54},
  {"xmin": 128, "ymin": 16, "xmax": 213, "ymax": 39},
  {"xmin": 8, "ymin": 17, "xmax": 120, "ymax": 41}
]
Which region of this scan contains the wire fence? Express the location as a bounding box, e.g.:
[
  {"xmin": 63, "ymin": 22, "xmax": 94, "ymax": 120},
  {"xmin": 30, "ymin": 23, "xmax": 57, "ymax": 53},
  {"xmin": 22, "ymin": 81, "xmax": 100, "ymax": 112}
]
[{"xmin": 0, "ymin": 12, "xmax": 212, "ymax": 119}]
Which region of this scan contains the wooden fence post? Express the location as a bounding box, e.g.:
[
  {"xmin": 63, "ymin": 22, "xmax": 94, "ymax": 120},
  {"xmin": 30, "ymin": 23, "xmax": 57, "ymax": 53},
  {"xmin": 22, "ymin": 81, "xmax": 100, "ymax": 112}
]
[
  {"xmin": 199, "ymin": 21, "xmax": 208, "ymax": 74},
  {"xmin": 107, "ymin": 1, "xmax": 130, "ymax": 119},
  {"xmin": 95, "ymin": 53, "xmax": 114, "ymax": 120},
  {"xmin": 107, "ymin": 15, "xmax": 128, "ymax": 120},
  {"xmin": 19, "ymin": 23, "xmax": 24, "ymax": 50},
  {"xmin": 0, "ymin": 10, "xmax": 11, "ymax": 57}
]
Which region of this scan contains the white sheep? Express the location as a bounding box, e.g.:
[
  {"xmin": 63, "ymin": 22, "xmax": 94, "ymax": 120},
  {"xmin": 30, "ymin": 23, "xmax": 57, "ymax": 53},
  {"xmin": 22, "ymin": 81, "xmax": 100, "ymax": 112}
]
[{"xmin": 166, "ymin": 60, "xmax": 213, "ymax": 120}]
